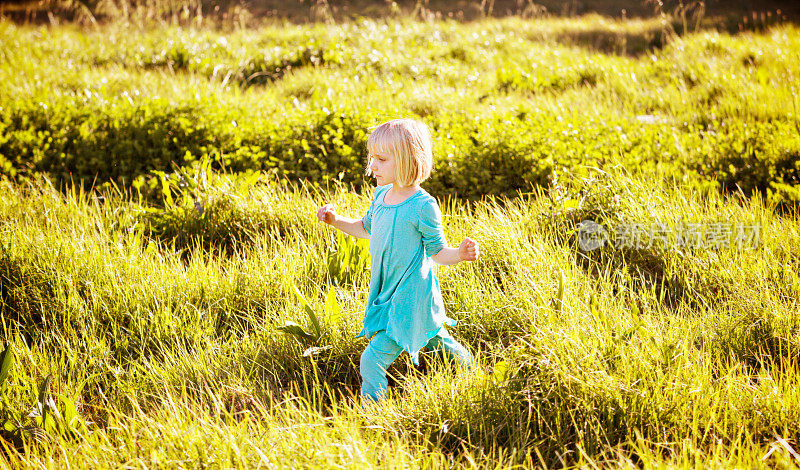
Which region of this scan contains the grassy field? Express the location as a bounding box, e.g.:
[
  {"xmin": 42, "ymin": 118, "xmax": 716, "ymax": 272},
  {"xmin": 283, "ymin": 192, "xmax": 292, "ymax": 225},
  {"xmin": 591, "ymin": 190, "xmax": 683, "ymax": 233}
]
[{"xmin": 1, "ymin": 1, "xmax": 800, "ymax": 468}]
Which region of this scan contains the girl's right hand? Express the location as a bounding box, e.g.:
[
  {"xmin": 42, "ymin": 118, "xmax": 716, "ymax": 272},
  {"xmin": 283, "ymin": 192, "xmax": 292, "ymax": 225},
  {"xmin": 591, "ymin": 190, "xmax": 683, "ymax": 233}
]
[{"xmin": 316, "ymin": 204, "xmax": 337, "ymax": 225}]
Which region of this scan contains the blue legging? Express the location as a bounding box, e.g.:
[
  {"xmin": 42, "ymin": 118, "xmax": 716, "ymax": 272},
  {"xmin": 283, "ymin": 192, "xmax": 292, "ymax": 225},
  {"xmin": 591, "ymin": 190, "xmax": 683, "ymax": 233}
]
[{"xmin": 360, "ymin": 326, "xmax": 474, "ymax": 402}]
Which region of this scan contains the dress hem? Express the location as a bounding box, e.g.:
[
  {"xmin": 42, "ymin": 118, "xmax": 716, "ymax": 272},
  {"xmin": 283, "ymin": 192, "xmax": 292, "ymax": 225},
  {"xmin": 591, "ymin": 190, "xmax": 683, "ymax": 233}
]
[{"xmin": 355, "ymin": 316, "xmax": 458, "ymax": 366}]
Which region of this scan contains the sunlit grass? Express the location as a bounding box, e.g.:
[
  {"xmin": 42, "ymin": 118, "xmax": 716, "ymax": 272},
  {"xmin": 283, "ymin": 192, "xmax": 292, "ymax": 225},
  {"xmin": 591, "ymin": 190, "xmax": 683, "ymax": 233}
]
[
  {"xmin": 1, "ymin": 165, "xmax": 799, "ymax": 466},
  {"xmin": 1, "ymin": 8, "xmax": 800, "ymax": 468}
]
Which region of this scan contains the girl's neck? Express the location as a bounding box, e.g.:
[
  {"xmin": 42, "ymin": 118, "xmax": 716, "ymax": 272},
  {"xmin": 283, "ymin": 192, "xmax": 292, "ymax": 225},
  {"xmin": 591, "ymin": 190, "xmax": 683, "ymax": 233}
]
[
  {"xmin": 384, "ymin": 183, "xmax": 421, "ymax": 205},
  {"xmin": 391, "ymin": 183, "xmax": 420, "ymax": 195}
]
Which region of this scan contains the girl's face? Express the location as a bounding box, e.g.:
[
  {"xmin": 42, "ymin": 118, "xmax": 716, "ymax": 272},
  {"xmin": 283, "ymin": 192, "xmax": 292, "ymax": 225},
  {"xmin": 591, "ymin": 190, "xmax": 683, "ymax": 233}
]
[{"xmin": 369, "ymin": 151, "xmax": 397, "ymax": 186}]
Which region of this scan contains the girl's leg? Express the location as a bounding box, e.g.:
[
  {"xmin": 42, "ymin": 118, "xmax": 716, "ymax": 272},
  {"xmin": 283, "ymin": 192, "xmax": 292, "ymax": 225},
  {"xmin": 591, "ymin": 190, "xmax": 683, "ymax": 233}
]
[
  {"xmin": 424, "ymin": 326, "xmax": 475, "ymax": 368},
  {"xmin": 360, "ymin": 331, "xmax": 403, "ymax": 402}
]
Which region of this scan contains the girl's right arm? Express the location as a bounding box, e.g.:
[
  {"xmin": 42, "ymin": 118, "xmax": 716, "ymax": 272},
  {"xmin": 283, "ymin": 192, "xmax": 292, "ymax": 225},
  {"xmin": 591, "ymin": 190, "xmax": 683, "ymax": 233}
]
[{"xmin": 316, "ymin": 204, "xmax": 370, "ymax": 239}]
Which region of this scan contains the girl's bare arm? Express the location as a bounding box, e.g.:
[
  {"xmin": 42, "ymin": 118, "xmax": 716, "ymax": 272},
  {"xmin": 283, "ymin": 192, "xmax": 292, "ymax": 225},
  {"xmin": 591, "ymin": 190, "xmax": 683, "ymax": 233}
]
[
  {"xmin": 432, "ymin": 237, "xmax": 479, "ymax": 265},
  {"xmin": 316, "ymin": 204, "xmax": 370, "ymax": 239}
]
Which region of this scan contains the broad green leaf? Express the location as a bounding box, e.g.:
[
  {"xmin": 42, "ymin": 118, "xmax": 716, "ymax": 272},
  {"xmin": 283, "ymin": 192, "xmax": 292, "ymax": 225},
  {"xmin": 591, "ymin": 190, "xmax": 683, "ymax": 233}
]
[
  {"xmin": 32, "ymin": 374, "xmax": 54, "ymax": 432},
  {"xmin": 305, "ymin": 306, "xmax": 322, "ymax": 340},
  {"xmin": 37, "ymin": 374, "xmax": 52, "ymax": 414},
  {"xmin": 42, "ymin": 401, "xmax": 59, "ymax": 434},
  {"xmin": 292, "ymin": 284, "xmax": 312, "ymax": 311},
  {"xmin": 45, "ymin": 396, "xmax": 62, "ymax": 420},
  {"xmin": 555, "ymin": 269, "xmax": 565, "ymax": 313},
  {"xmin": 492, "ymin": 361, "xmax": 509, "ymax": 383},
  {"xmin": 0, "ymin": 341, "xmax": 12, "ymax": 387},
  {"xmin": 325, "ymin": 287, "xmax": 342, "ymax": 325},
  {"xmin": 159, "ymin": 173, "xmax": 173, "ymax": 206},
  {"xmin": 277, "ymin": 321, "xmax": 315, "ymax": 342},
  {"xmin": 630, "ymin": 302, "xmax": 641, "ymax": 320},
  {"xmin": 292, "ymin": 284, "xmax": 321, "ymax": 339},
  {"xmin": 589, "ymin": 293, "xmax": 603, "ymax": 329},
  {"xmin": 59, "ymin": 394, "xmax": 78, "ymax": 427}
]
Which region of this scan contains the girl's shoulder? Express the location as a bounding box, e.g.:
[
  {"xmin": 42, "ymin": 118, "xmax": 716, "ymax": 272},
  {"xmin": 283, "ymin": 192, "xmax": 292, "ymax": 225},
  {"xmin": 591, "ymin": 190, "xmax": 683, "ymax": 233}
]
[
  {"xmin": 409, "ymin": 189, "xmax": 441, "ymax": 219},
  {"xmin": 365, "ymin": 185, "xmax": 391, "ymax": 208},
  {"xmin": 415, "ymin": 188, "xmax": 438, "ymax": 207},
  {"xmin": 373, "ymin": 184, "xmax": 392, "ymax": 202}
]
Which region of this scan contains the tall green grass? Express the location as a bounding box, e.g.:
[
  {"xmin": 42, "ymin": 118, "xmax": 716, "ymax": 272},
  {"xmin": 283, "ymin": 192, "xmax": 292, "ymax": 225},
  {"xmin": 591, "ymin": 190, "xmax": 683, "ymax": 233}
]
[
  {"xmin": 1, "ymin": 165, "xmax": 799, "ymax": 467},
  {"xmin": 1, "ymin": 7, "xmax": 800, "ymax": 468},
  {"xmin": 1, "ymin": 17, "xmax": 799, "ymax": 201}
]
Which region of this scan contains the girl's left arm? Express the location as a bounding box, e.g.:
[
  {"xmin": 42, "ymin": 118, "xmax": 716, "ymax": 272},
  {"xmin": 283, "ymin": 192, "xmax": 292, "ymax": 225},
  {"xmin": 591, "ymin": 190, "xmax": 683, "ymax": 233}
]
[{"xmin": 432, "ymin": 237, "xmax": 480, "ymax": 265}]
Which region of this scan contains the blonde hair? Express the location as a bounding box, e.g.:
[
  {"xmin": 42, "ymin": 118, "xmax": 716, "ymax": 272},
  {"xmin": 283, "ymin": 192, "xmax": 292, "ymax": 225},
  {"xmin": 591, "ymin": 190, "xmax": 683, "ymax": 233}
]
[{"xmin": 365, "ymin": 118, "xmax": 433, "ymax": 187}]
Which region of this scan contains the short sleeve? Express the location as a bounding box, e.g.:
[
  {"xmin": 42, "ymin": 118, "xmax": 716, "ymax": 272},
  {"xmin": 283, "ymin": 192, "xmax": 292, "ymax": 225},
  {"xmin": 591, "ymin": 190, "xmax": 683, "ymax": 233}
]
[
  {"xmin": 362, "ymin": 201, "xmax": 373, "ymax": 234},
  {"xmin": 418, "ymin": 198, "xmax": 447, "ymax": 257},
  {"xmin": 362, "ymin": 188, "xmax": 381, "ymax": 234}
]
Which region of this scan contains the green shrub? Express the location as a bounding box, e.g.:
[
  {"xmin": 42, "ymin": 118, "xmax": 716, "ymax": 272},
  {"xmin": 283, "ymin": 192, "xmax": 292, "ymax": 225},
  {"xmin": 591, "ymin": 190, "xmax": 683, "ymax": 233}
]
[{"xmin": 693, "ymin": 120, "xmax": 800, "ymax": 206}]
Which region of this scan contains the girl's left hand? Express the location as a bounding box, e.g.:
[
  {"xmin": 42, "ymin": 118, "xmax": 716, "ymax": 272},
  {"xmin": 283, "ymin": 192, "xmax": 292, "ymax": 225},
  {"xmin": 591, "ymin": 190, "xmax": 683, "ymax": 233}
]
[{"xmin": 458, "ymin": 238, "xmax": 480, "ymax": 261}]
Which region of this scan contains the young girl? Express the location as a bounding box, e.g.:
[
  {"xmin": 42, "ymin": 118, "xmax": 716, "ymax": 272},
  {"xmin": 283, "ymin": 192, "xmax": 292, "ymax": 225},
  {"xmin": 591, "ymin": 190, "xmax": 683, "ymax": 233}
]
[{"xmin": 316, "ymin": 118, "xmax": 480, "ymax": 403}]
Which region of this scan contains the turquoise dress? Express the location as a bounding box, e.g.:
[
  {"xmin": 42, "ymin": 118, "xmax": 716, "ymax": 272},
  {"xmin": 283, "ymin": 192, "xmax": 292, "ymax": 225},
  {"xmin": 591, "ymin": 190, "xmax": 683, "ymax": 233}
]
[{"xmin": 356, "ymin": 184, "xmax": 457, "ymax": 365}]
